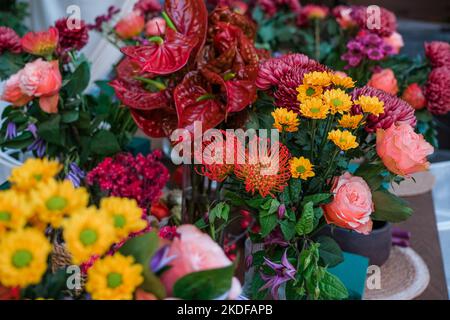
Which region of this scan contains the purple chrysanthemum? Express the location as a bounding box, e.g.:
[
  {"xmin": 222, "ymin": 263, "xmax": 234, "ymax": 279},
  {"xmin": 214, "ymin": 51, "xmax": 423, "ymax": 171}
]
[{"xmin": 352, "ymin": 86, "xmax": 417, "ymax": 132}]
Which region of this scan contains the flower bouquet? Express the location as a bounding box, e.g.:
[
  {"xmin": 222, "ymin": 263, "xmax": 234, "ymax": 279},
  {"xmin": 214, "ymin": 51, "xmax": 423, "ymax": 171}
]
[
  {"xmin": 0, "ymin": 158, "xmax": 240, "ymax": 300},
  {"xmin": 196, "ymin": 57, "xmax": 434, "ymax": 299},
  {"xmin": 0, "ymin": 19, "xmax": 136, "ymax": 177}
]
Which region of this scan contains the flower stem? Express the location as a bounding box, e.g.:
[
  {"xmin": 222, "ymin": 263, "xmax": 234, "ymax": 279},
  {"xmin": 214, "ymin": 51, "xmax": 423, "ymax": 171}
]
[{"xmin": 314, "ymin": 19, "xmax": 321, "ymax": 61}]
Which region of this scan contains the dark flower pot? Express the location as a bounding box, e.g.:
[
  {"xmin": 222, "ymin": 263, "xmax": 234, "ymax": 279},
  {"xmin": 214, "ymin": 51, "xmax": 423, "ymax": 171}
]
[{"xmin": 319, "ymin": 221, "xmax": 392, "ymax": 266}]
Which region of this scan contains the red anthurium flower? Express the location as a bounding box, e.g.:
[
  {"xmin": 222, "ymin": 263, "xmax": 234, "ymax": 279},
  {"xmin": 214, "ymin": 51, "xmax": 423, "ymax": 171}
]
[
  {"xmin": 223, "ymin": 80, "xmax": 257, "ymax": 114},
  {"xmin": 165, "ymin": 0, "xmax": 208, "ymax": 56},
  {"xmin": 131, "ymin": 108, "xmax": 178, "ymax": 138},
  {"xmin": 21, "ymin": 27, "xmax": 59, "ymax": 56},
  {"xmin": 174, "ymin": 72, "xmax": 225, "ymax": 133},
  {"xmin": 122, "ymin": 29, "xmax": 197, "ymax": 75}
]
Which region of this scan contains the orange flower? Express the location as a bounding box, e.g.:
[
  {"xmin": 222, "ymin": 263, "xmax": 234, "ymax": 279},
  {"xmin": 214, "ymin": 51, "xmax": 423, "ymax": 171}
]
[
  {"xmin": 367, "ymin": 69, "xmax": 399, "ymax": 95},
  {"xmin": 234, "ymin": 137, "xmax": 291, "ymax": 198},
  {"xmin": 1, "ymin": 73, "xmax": 32, "ymax": 107},
  {"xmin": 115, "ymin": 11, "xmax": 145, "ymax": 39},
  {"xmin": 21, "ymin": 27, "xmax": 59, "ymax": 56},
  {"xmin": 401, "ymin": 83, "xmax": 426, "ymax": 110},
  {"xmin": 19, "ymin": 59, "xmax": 62, "ymax": 113}
]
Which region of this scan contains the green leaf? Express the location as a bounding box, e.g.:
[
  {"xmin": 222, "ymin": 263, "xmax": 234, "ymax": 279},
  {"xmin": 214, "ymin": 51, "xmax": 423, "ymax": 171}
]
[
  {"xmin": 301, "ymin": 193, "xmax": 331, "ymax": 206},
  {"xmin": 279, "ymin": 219, "xmax": 296, "ymax": 241},
  {"xmin": 260, "ymin": 210, "xmax": 278, "ymax": 237},
  {"xmin": 0, "ymin": 131, "xmax": 33, "ymax": 149},
  {"xmin": 140, "ymin": 266, "xmax": 166, "ymax": 299},
  {"xmin": 261, "ymin": 198, "xmax": 280, "ymax": 214},
  {"xmin": 296, "ymin": 201, "xmax": 314, "ymax": 236},
  {"xmin": 209, "ymin": 202, "xmax": 230, "ymax": 223},
  {"xmin": 0, "ymin": 52, "xmax": 26, "ymax": 80},
  {"xmin": 319, "ymin": 269, "xmax": 348, "ymax": 300},
  {"xmin": 173, "ymin": 265, "xmax": 234, "ymax": 299},
  {"xmin": 61, "ymin": 110, "xmax": 80, "ymax": 123},
  {"xmin": 317, "ymin": 236, "xmax": 343, "ymax": 267},
  {"xmin": 289, "ymin": 179, "xmax": 302, "ymax": 204},
  {"xmin": 246, "ymin": 197, "xmax": 266, "ymax": 209},
  {"xmin": 90, "ymin": 130, "xmax": 121, "ymax": 155},
  {"xmin": 64, "ymin": 61, "xmax": 90, "ymax": 97},
  {"xmin": 371, "ymin": 190, "xmax": 413, "ymax": 222},
  {"xmin": 119, "ymin": 231, "xmax": 159, "ymax": 265},
  {"xmin": 223, "ymin": 190, "xmax": 245, "ymax": 206},
  {"xmin": 38, "ymin": 115, "xmax": 63, "ymax": 145}
]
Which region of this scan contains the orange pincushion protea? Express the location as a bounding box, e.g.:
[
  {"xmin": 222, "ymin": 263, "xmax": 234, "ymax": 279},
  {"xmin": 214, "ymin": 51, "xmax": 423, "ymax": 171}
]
[{"xmin": 234, "ymin": 138, "xmax": 291, "ymax": 198}]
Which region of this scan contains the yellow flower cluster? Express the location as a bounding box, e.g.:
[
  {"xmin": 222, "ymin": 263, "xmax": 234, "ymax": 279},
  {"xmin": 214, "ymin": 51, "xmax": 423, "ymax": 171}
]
[
  {"xmin": 0, "ymin": 158, "xmax": 146, "ymax": 299},
  {"xmin": 272, "ymin": 108, "xmax": 300, "ymax": 132},
  {"xmin": 290, "ymin": 157, "xmax": 315, "ymax": 180},
  {"xmin": 354, "ymin": 95, "xmax": 385, "ymax": 116},
  {"xmin": 328, "ymin": 129, "xmax": 359, "ymax": 151}
]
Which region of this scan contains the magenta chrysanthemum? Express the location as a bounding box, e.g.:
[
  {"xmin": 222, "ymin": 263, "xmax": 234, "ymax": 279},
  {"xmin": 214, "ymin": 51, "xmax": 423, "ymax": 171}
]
[
  {"xmin": 351, "ymin": 6, "xmax": 397, "ymax": 37},
  {"xmin": 54, "ymin": 17, "xmax": 89, "ymax": 52},
  {"xmin": 425, "ymin": 67, "xmax": 450, "ymax": 115},
  {"xmin": 256, "ymin": 53, "xmax": 327, "ymax": 110},
  {"xmin": 257, "ymin": 0, "xmax": 301, "ymax": 17},
  {"xmin": 352, "ymin": 86, "xmax": 416, "ymax": 132},
  {"xmin": 133, "ymin": 0, "xmax": 162, "ymax": 14},
  {"xmin": 0, "ymin": 26, "xmax": 21, "ymax": 54},
  {"xmin": 425, "ymin": 41, "xmax": 450, "ymax": 68}
]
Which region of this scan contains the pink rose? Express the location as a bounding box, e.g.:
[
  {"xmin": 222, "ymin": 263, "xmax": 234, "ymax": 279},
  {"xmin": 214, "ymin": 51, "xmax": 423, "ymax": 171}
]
[
  {"xmin": 115, "ymin": 11, "xmax": 145, "ymax": 39},
  {"xmin": 145, "ymin": 17, "xmax": 166, "ymax": 37},
  {"xmin": 376, "ymin": 123, "xmax": 434, "ymax": 176},
  {"xmin": 1, "ymin": 72, "xmax": 32, "ymax": 107},
  {"xmin": 383, "ymin": 32, "xmax": 404, "ymax": 54},
  {"xmin": 401, "ymin": 83, "xmax": 426, "ymax": 110},
  {"xmin": 19, "ymin": 59, "xmax": 62, "ymax": 113},
  {"xmin": 323, "ymin": 173, "xmax": 374, "ymax": 235},
  {"xmin": 368, "ymin": 68, "xmax": 399, "ymax": 96},
  {"xmin": 160, "ymin": 225, "xmax": 241, "ymax": 299}
]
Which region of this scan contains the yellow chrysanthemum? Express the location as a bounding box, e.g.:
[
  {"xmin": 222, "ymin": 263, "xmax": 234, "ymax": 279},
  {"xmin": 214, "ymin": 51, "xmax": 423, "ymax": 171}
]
[
  {"xmin": 290, "ymin": 157, "xmax": 315, "ymax": 180},
  {"xmin": 9, "ymin": 158, "xmax": 61, "ymax": 192},
  {"xmin": 299, "ymin": 97, "xmax": 330, "ymax": 119},
  {"xmin": 323, "ymin": 89, "xmax": 353, "ymax": 114},
  {"xmin": 31, "ymin": 179, "xmax": 89, "ymax": 228},
  {"xmin": 355, "ymin": 95, "xmax": 385, "ymax": 116},
  {"xmin": 331, "ymin": 73, "xmax": 355, "ymax": 89},
  {"xmin": 296, "ymin": 84, "xmax": 323, "ymax": 102},
  {"xmin": 0, "ymin": 228, "xmax": 51, "ymax": 287},
  {"xmin": 63, "ymin": 207, "xmax": 116, "ymax": 265},
  {"xmin": 303, "ymin": 71, "xmax": 332, "ymax": 87},
  {"xmin": 271, "ymin": 108, "xmax": 300, "ymax": 133},
  {"xmin": 0, "ymin": 190, "xmax": 32, "ymax": 235},
  {"xmin": 328, "ymin": 129, "xmax": 359, "ymax": 151},
  {"xmin": 86, "ymin": 253, "xmax": 143, "ymax": 300},
  {"xmin": 338, "ymin": 114, "xmax": 364, "ymax": 129},
  {"xmin": 100, "ymin": 197, "xmax": 147, "ymax": 241}
]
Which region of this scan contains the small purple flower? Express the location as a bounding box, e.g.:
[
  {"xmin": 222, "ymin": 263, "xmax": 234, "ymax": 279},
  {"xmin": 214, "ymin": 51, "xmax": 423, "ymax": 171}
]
[
  {"xmin": 27, "ymin": 138, "xmax": 46, "ymax": 157},
  {"xmin": 366, "ymin": 48, "xmax": 384, "ymax": 60},
  {"xmin": 264, "ymin": 229, "xmax": 289, "ymax": 247},
  {"xmin": 27, "ymin": 123, "xmax": 38, "ymax": 138},
  {"xmin": 67, "ymin": 162, "xmax": 86, "ymax": 187},
  {"xmin": 347, "ymin": 40, "xmax": 363, "ymax": 53},
  {"xmin": 259, "ymin": 250, "xmax": 296, "ymax": 300},
  {"xmin": 5, "ymin": 122, "xmax": 17, "ymax": 140},
  {"xmin": 150, "ymin": 245, "xmax": 176, "ymax": 273},
  {"xmin": 278, "ymin": 204, "xmax": 286, "ymax": 219}
]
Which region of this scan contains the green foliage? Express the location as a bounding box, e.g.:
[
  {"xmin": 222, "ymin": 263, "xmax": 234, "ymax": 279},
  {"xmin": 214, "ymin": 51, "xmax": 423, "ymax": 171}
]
[
  {"xmin": 371, "ymin": 190, "xmax": 413, "ymax": 223},
  {"xmin": 296, "ymin": 201, "xmax": 315, "ymax": 236},
  {"xmin": 317, "ymin": 236, "xmax": 344, "ymax": 267},
  {"xmin": 22, "ymin": 269, "xmax": 69, "ymax": 300},
  {"xmin": 173, "ymin": 265, "xmax": 234, "ymax": 299}
]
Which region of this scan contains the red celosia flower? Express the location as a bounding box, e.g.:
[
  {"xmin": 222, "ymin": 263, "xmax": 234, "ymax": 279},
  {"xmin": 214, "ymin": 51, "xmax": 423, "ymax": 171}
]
[
  {"xmin": 21, "ymin": 27, "xmax": 59, "ymax": 56},
  {"xmin": 54, "ymin": 17, "xmax": 89, "ymax": 53},
  {"xmin": 402, "ymin": 83, "xmax": 426, "ymax": 110},
  {"xmin": 159, "ymin": 226, "xmax": 180, "ymax": 240},
  {"xmin": 352, "ymin": 86, "xmax": 417, "ymax": 132},
  {"xmin": 425, "ymin": 66, "xmax": 450, "ymax": 115},
  {"xmin": 0, "ymin": 27, "xmax": 21, "ymax": 54},
  {"xmin": 87, "ymin": 151, "xmax": 169, "ymax": 209},
  {"xmin": 351, "ymin": 6, "xmax": 397, "ymax": 37},
  {"xmin": 425, "ymin": 41, "xmax": 450, "ymax": 68},
  {"xmin": 234, "ymin": 137, "xmax": 291, "ymax": 198}
]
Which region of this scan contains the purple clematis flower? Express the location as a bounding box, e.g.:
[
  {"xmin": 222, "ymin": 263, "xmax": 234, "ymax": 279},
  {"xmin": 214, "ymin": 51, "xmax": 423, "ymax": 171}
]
[
  {"xmin": 5, "ymin": 122, "xmax": 17, "ymax": 139},
  {"xmin": 27, "ymin": 138, "xmax": 46, "ymax": 157},
  {"xmin": 27, "ymin": 123, "xmax": 38, "ymax": 138},
  {"xmin": 259, "ymin": 250, "xmax": 296, "ymax": 300},
  {"xmin": 150, "ymin": 245, "xmax": 176, "ymax": 273},
  {"xmin": 67, "ymin": 162, "xmax": 85, "ymax": 187}
]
